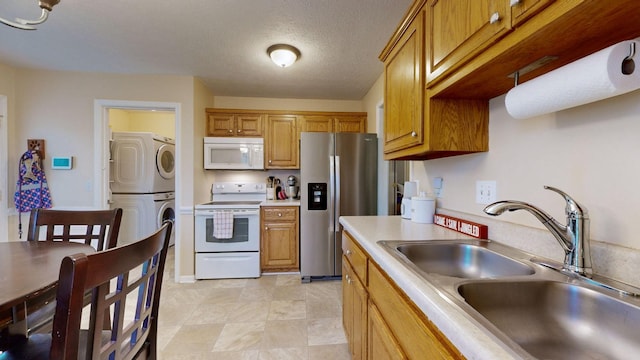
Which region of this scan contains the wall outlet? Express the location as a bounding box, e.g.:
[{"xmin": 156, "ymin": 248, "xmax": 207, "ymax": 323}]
[{"xmin": 476, "ymin": 181, "xmax": 497, "ymax": 204}]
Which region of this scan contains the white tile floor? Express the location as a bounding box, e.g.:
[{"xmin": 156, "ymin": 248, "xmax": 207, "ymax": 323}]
[{"xmin": 157, "ymin": 248, "xmax": 351, "ymax": 359}]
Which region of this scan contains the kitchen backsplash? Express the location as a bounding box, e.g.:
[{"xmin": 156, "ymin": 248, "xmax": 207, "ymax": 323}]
[
  {"xmin": 203, "ymin": 170, "xmax": 301, "ymax": 200},
  {"xmin": 439, "ymin": 208, "xmax": 640, "ymax": 289}
]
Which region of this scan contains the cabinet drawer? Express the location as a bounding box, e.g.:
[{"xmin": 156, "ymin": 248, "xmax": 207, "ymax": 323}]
[
  {"xmin": 342, "ymin": 231, "xmax": 367, "ymax": 284},
  {"xmin": 262, "ymin": 207, "xmax": 297, "ymax": 221}
]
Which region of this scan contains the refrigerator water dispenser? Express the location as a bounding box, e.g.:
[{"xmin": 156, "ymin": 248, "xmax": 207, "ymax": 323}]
[{"xmin": 308, "ymin": 183, "xmax": 327, "ymax": 210}]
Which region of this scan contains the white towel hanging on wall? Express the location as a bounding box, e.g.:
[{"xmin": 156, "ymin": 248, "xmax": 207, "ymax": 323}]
[{"xmin": 505, "ymin": 38, "xmax": 640, "ymax": 119}]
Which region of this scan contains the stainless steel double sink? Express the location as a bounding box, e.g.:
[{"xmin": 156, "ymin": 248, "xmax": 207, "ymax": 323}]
[{"xmin": 379, "ymin": 240, "xmax": 640, "ymax": 360}]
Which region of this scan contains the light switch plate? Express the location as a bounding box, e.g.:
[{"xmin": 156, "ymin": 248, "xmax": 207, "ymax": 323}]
[{"xmin": 476, "ymin": 181, "xmax": 496, "ymax": 204}]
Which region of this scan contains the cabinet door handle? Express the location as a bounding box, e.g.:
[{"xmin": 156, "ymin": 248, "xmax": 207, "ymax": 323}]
[
  {"xmin": 346, "ymin": 274, "xmax": 352, "ymax": 284},
  {"xmin": 510, "ymin": 0, "xmax": 521, "ymax": 6},
  {"xmin": 228, "ymin": 129, "xmax": 233, "ymax": 133},
  {"xmin": 264, "ymin": 226, "xmax": 269, "ymax": 230},
  {"xmin": 269, "ymin": 160, "xmax": 272, "ymax": 164},
  {"xmin": 411, "ymin": 131, "xmax": 417, "ymax": 137},
  {"xmin": 489, "ymin": 12, "xmax": 501, "ymax": 24},
  {"xmin": 345, "ymin": 249, "xmax": 352, "ymax": 256},
  {"xmin": 237, "ymin": 129, "xmax": 242, "ymax": 133},
  {"xmin": 278, "ymin": 213, "xmax": 282, "ymax": 217}
]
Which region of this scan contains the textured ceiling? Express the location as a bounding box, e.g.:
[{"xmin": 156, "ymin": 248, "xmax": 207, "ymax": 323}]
[{"xmin": 0, "ymin": 0, "xmax": 413, "ymax": 100}]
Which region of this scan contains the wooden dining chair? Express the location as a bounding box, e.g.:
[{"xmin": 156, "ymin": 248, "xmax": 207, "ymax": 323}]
[
  {"xmin": 2, "ymin": 220, "xmax": 173, "ymax": 360},
  {"xmin": 27, "ymin": 208, "xmax": 123, "ymax": 251},
  {"xmin": 25, "ymin": 208, "xmax": 123, "ymax": 335}
]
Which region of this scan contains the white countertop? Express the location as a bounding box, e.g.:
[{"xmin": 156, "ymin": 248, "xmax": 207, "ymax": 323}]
[
  {"xmin": 339, "ymin": 215, "xmax": 523, "ymax": 360},
  {"xmin": 261, "ymin": 200, "xmax": 301, "ymax": 207}
]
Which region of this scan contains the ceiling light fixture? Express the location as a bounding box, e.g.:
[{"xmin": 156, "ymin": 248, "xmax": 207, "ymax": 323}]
[
  {"xmin": 0, "ymin": 0, "xmax": 60, "ymax": 30},
  {"xmin": 267, "ymin": 44, "xmax": 301, "ymax": 68}
]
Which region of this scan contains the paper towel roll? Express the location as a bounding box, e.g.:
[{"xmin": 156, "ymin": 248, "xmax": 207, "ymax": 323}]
[{"xmin": 505, "ymin": 38, "xmax": 640, "ymax": 119}]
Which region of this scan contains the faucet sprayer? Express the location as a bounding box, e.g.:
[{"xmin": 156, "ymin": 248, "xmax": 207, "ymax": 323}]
[{"xmin": 483, "ymin": 186, "xmax": 592, "ymax": 277}]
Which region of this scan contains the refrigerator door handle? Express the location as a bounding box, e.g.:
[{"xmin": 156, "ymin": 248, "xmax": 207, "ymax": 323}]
[
  {"xmin": 335, "ymin": 155, "xmax": 341, "ymax": 222},
  {"xmin": 334, "ymin": 155, "xmax": 342, "ymax": 275},
  {"xmin": 329, "ymin": 156, "xmax": 336, "ymax": 233}
]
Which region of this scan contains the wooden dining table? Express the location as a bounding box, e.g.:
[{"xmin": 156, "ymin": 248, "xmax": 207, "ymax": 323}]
[{"xmin": 0, "ymin": 241, "xmax": 95, "ymax": 337}]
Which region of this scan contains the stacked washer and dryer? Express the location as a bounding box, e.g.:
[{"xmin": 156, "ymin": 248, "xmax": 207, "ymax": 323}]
[{"xmin": 110, "ymin": 132, "xmax": 176, "ymax": 246}]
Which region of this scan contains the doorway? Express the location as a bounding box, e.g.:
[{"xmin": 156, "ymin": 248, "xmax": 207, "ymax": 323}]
[
  {"xmin": 0, "ymin": 96, "xmax": 7, "ymax": 241},
  {"xmin": 94, "ymin": 99, "xmax": 180, "ymax": 281}
]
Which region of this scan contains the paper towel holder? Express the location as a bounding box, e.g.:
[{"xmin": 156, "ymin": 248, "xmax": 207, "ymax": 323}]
[
  {"xmin": 622, "ymin": 42, "xmax": 635, "ymax": 75},
  {"xmin": 508, "ymin": 55, "xmax": 559, "ymax": 87}
]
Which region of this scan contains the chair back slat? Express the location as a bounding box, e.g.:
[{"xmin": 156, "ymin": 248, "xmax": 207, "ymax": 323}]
[
  {"xmin": 27, "ymin": 208, "xmax": 123, "ymax": 251},
  {"xmin": 50, "ymin": 221, "xmax": 172, "ymax": 360}
]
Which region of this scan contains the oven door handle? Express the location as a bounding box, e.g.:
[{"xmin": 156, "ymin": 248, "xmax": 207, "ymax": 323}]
[{"xmin": 234, "ymin": 210, "xmax": 260, "ymax": 216}]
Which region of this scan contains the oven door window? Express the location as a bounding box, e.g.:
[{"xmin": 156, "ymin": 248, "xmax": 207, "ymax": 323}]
[{"xmin": 205, "ymin": 217, "xmax": 249, "ymax": 243}]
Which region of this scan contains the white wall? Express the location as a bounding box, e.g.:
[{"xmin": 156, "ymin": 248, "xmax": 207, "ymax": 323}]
[
  {"xmin": 11, "ymin": 69, "xmax": 196, "ymax": 209},
  {"xmin": 412, "ymin": 90, "xmax": 640, "ymax": 284},
  {"xmin": 2, "ymin": 66, "xmax": 214, "ymax": 282}
]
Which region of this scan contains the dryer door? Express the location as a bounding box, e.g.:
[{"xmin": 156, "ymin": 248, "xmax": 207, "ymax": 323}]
[
  {"xmin": 157, "ymin": 199, "xmax": 175, "ymax": 245},
  {"xmin": 156, "ymin": 144, "xmax": 175, "ymax": 179},
  {"xmin": 157, "ymin": 201, "xmax": 175, "ymax": 227}
]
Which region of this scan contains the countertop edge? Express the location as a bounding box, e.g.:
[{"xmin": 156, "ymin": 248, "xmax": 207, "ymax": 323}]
[
  {"xmin": 261, "ymin": 200, "xmax": 301, "ymax": 207},
  {"xmin": 339, "ymin": 215, "xmax": 523, "ymax": 360}
]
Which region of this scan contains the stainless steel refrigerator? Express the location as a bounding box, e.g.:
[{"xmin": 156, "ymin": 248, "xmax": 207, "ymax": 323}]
[{"xmin": 300, "ymin": 132, "xmax": 378, "ymax": 282}]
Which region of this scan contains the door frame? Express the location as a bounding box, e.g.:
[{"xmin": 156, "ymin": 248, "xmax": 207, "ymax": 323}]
[
  {"xmin": 376, "ymin": 101, "xmax": 389, "ymax": 215},
  {"xmin": 94, "ymin": 99, "xmax": 181, "ymax": 280},
  {"xmin": 0, "ymin": 96, "xmax": 7, "ymax": 241}
]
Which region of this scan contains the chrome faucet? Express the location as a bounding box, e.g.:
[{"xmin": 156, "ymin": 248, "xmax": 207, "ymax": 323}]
[{"xmin": 484, "ymin": 186, "xmax": 592, "ymax": 277}]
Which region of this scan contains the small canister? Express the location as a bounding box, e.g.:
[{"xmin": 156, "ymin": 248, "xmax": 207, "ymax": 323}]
[{"xmin": 411, "ymin": 193, "xmax": 436, "ymax": 224}]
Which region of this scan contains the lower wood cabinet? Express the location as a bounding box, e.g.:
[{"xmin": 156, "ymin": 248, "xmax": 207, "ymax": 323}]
[
  {"xmin": 342, "ymin": 231, "xmax": 464, "ymax": 360},
  {"xmin": 342, "ymin": 259, "xmax": 368, "ymax": 359},
  {"xmin": 368, "ymin": 301, "xmax": 407, "ymax": 360},
  {"xmin": 260, "ymin": 206, "xmax": 299, "ymax": 272}
]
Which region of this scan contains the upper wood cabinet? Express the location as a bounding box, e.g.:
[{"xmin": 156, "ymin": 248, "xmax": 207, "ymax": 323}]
[
  {"xmin": 300, "ymin": 114, "xmax": 367, "ymax": 133},
  {"xmin": 334, "ymin": 115, "xmax": 367, "ymax": 133},
  {"xmin": 380, "ymin": 3, "xmax": 489, "ymax": 160},
  {"xmin": 265, "ymin": 114, "xmax": 299, "ymax": 169},
  {"xmin": 205, "ymin": 108, "xmax": 367, "ymax": 169},
  {"xmin": 301, "ymin": 115, "xmax": 333, "ymax": 133},
  {"xmin": 510, "ymin": 0, "xmax": 555, "ymax": 27},
  {"xmin": 427, "ymin": 0, "xmax": 640, "ymax": 98},
  {"xmin": 380, "ymin": 0, "xmax": 640, "ymax": 160},
  {"xmin": 206, "ymin": 111, "xmax": 263, "ymax": 137},
  {"xmin": 381, "ymin": 5, "xmax": 425, "ymax": 154},
  {"xmin": 427, "ymin": 0, "xmax": 511, "ymax": 84}
]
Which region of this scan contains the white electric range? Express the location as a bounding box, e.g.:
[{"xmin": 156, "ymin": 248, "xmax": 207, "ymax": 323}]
[{"xmin": 194, "ymin": 182, "xmax": 266, "ymax": 279}]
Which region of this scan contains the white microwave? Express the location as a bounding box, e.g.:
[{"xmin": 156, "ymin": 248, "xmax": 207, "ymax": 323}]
[{"xmin": 203, "ymin": 137, "xmax": 264, "ymax": 170}]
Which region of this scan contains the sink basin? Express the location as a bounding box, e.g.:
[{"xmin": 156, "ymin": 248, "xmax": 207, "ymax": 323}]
[
  {"xmin": 458, "ymin": 281, "xmax": 640, "ymax": 359},
  {"xmin": 393, "ymin": 242, "xmax": 534, "ymax": 278}
]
